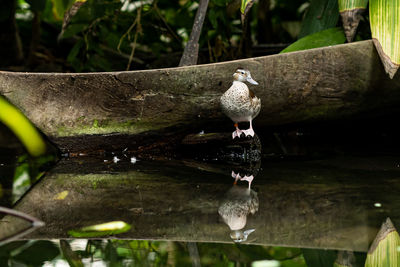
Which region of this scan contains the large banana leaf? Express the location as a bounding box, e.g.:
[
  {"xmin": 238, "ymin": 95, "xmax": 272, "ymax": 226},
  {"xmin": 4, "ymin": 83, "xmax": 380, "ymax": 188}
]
[
  {"xmin": 369, "ymin": 0, "xmax": 400, "ymax": 78},
  {"xmin": 365, "ymin": 218, "xmax": 400, "ymax": 267}
]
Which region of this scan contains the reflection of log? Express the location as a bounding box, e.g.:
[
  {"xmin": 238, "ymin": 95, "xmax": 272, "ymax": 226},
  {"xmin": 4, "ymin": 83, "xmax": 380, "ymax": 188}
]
[
  {"xmin": 3, "ymin": 156, "xmax": 400, "ymax": 251},
  {"xmin": 1, "ymin": 40, "xmax": 400, "ymax": 153}
]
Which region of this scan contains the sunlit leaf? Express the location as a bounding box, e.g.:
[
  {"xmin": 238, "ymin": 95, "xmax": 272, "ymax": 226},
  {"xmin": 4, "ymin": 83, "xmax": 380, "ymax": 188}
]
[
  {"xmin": 369, "ymin": 0, "xmax": 400, "ymax": 78},
  {"xmin": 0, "ymin": 96, "xmax": 46, "ymax": 157},
  {"xmin": 280, "ymin": 27, "xmax": 346, "ymax": 54},
  {"xmin": 68, "ymin": 221, "xmax": 132, "ymax": 238}
]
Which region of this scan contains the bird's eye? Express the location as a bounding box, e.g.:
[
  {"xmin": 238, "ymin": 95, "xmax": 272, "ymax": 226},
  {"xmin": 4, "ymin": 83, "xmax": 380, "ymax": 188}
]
[{"xmin": 241, "ymin": 71, "xmax": 245, "ymax": 74}]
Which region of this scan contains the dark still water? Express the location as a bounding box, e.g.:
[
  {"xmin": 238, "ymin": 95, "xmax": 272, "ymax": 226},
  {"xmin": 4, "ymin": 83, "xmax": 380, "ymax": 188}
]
[{"xmin": 2, "ymin": 150, "xmax": 400, "ymax": 266}]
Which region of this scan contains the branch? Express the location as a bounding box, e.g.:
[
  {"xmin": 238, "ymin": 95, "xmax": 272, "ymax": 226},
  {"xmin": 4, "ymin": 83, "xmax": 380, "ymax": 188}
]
[{"xmin": 179, "ymin": 0, "xmax": 210, "ymax": 66}]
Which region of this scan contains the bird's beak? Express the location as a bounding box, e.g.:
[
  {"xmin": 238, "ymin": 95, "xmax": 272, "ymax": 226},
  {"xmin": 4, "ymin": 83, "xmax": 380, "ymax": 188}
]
[{"xmin": 247, "ymin": 76, "xmax": 258, "ymax": 85}]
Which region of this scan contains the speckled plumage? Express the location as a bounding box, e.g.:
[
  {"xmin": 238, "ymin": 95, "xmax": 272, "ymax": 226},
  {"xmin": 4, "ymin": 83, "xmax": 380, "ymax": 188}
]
[
  {"xmin": 220, "ymin": 69, "xmax": 261, "ymax": 138},
  {"xmin": 220, "ymin": 81, "xmax": 261, "ymax": 122}
]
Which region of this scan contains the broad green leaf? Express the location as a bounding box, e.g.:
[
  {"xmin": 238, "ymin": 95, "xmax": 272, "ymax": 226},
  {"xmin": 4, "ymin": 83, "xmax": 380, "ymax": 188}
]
[
  {"xmin": 365, "ymin": 218, "xmax": 400, "ymax": 267},
  {"xmin": 370, "ymin": 0, "xmax": 400, "ymax": 78},
  {"xmin": 280, "ymin": 27, "xmax": 346, "ymax": 54},
  {"xmin": 0, "ymin": 96, "xmax": 46, "ymax": 157},
  {"xmin": 299, "ymin": 0, "xmax": 339, "ymax": 38}
]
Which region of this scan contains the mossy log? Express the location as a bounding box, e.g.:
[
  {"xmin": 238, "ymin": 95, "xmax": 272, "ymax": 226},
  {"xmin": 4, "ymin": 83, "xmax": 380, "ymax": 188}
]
[
  {"xmin": 1, "ymin": 40, "xmax": 400, "ymax": 153},
  {"xmin": 2, "ymin": 157, "xmax": 400, "ymax": 250}
]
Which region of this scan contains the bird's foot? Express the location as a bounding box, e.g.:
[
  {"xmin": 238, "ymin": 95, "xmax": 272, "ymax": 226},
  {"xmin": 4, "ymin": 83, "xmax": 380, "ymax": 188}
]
[
  {"xmin": 232, "ymin": 129, "xmax": 243, "ymax": 139},
  {"xmin": 240, "ymin": 175, "xmax": 254, "ymax": 189},
  {"xmin": 231, "ymin": 171, "xmax": 254, "ymax": 188},
  {"xmin": 242, "ymin": 128, "xmax": 255, "ymax": 137}
]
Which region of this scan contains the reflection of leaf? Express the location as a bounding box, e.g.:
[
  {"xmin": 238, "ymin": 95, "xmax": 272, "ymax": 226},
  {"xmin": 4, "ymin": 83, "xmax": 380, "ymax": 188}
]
[
  {"xmin": 68, "ymin": 221, "xmax": 132, "ymax": 238},
  {"xmin": 54, "ymin": 190, "xmax": 69, "ymax": 200},
  {"xmin": 302, "ymin": 248, "xmax": 337, "ymax": 267},
  {"xmin": 13, "ymin": 241, "xmax": 59, "ymax": 266},
  {"xmin": 280, "ymin": 27, "xmax": 346, "ymax": 54}
]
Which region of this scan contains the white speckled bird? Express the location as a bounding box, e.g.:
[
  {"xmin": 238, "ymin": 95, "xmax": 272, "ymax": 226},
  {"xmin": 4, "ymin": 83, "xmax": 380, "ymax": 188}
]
[{"xmin": 220, "ymin": 68, "xmax": 261, "ymax": 139}]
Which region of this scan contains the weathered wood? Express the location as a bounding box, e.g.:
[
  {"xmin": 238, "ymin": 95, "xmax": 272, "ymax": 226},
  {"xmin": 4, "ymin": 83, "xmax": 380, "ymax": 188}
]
[
  {"xmin": 1, "ymin": 40, "xmax": 400, "ymax": 152},
  {"xmin": 179, "ymin": 0, "xmax": 209, "ymax": 66},
  {"xmin": 2, "ymin": 157, "xmax": 400, "ymax": 251}
]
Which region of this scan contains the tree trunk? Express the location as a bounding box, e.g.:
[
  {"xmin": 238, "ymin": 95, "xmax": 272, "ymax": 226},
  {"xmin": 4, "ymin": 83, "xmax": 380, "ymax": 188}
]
[
  {"xmin": 0, "ymin": 0, "xmax": 23, "ymax": 67},
  {"xmin": 179, "ymin": 0, "xmax": 209, "ymax": 66}
]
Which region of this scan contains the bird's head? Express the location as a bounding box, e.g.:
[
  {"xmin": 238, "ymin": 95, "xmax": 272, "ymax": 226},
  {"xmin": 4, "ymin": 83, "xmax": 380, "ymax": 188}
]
[
  {"xmin": 233, "ymin": 68, "xmax": 258, "ymax": 85},
  {"xmin": 230, "ymin": 229, "xmax": 256, "ymax": 243}
]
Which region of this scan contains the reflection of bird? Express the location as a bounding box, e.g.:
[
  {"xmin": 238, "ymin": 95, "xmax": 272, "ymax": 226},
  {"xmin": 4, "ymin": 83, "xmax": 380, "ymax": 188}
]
[
  {"xmin": 220, "ymin": 68, "xmax": 261, "ymax": 139},
  {"xmin": 218, "ymin": 185, "xmax": 259, "ymax": 242}
]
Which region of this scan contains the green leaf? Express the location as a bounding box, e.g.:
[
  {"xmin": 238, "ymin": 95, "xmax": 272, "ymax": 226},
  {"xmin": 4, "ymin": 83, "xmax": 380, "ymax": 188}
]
[
  {"xmin": 68, "ymin": 221, "xmax": 132, "ymax": 238},
  {"xmin": 240, "ymin": 0, "xmax": 254, "ymax": 14},
  {"xmin": 299, "ymin": 0, "xmax": 339, "ymax": 38},
  {"xmin": 0, "ymin": 97, "xmax": 46, "ymax": 157},
  {"xmin": 302, "ymin": 248, "xmax": 337, "ymax": 267},
  {"xmin": 280, "ymin": 27, "xmax": 346, "ymax": 53},
  {"xmin": 338, "ymin": 0, "xmax": 368, "ymax": 42},
  {"xmin": 370, "ymin": 0, "xmax": 400, "ymax": 78},
  {"xmin": 365, "ymin": 218, "xmax": 400, "ymax": 267},
  {"xmin": 13, "ymin": 241, "xmax": 60, "ymax": 266},
  {"xmin": 338, "ymin": 0, "xmax": 369, "ymax": 11}
]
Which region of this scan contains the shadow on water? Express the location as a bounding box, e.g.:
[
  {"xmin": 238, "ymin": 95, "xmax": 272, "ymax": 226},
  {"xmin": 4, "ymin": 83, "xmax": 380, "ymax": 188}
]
[{"xmin": 2, "ymin": 119, "xmax": 400, "ymax": 265}]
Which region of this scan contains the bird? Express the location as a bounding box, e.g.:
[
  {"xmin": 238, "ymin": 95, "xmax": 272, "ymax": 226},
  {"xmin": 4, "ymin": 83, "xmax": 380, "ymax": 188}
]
[
  {"xmin": 220, "ymin": 68, "xmax": 261, "ymax": 139},
  {"xmin": 218, "ymin": 185, "xmax": 259, "ymax": 242}
]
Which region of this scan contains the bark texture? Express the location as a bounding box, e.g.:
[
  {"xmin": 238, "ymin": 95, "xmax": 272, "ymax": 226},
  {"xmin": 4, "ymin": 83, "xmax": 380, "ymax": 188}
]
[
  {"xmin": 179, "ymin": 0, "xmax": 209, "ymax": 66},
  {"xmin": 1, "ymin": 40, "xmax": 400, "ymax": 152}
]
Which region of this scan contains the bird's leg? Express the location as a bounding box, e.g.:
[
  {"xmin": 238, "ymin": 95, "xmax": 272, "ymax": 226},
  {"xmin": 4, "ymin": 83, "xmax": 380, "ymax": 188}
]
[
  {"xmin": 231, "ymin": 171, "xmax": 240, "ymax": 184},
  {"xmin": 242, "ymin": 120, "xmax": 255, "ymax": 137},
  {"xmin": 232, "ymin": 123, "xmax": 243, "ymax": 139}
]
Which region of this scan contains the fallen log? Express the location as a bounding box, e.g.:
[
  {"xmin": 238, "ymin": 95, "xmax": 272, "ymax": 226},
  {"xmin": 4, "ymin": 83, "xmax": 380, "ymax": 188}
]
[{"xmin": 1, "ymin": 40, "xmax": 400, "ymax": 153}]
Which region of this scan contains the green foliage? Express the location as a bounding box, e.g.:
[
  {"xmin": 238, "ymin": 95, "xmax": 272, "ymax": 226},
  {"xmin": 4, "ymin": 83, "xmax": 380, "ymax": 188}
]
[
  {"xmin": 0, "ymin": 96, "xmax": 46, "ymax": 157},
  {"xmin": 0, "ymin": 241, "xmax": 59, "ymax": 266},
  {"xmin": 338, "ymin": 0, "xmax": 369, "ymax": 12},
  {"xmin": 68, "ymin": 221, "xmax": 132, "ymax": 237},
  {"xmin": 299, "ymin": 0, "xmax": 339, "ymax": 38},
  {"xmin": 280, "ymin": 27, "xmax": 346, "ymax": 53},
  {"xmin": 26, "ymin": 0, "xmax": 47, "ymax": 12},
  {"xmin": 302, "ymin": 248, "xmax": 337, "ymax": 267}
]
